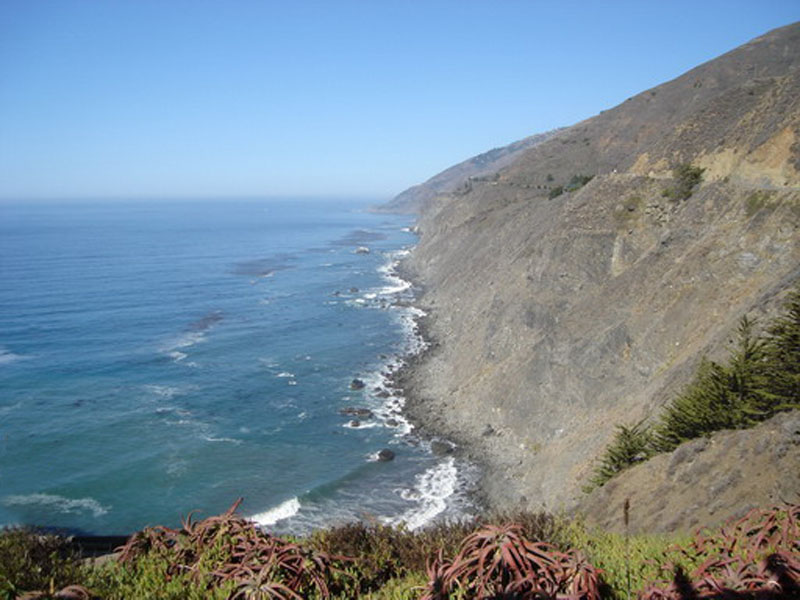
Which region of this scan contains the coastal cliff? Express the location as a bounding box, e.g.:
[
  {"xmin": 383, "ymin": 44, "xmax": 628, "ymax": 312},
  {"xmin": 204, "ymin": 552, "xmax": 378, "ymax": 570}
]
[{"xmin": 393, "ymin": 22, "xmax": 800, "ymax": 530}]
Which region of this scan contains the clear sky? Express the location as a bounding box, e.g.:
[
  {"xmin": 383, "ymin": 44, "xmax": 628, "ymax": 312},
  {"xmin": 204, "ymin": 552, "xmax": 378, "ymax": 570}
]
[{"xmin": 0, "ymin": 1, "xmax": 798, "ymax": 201}]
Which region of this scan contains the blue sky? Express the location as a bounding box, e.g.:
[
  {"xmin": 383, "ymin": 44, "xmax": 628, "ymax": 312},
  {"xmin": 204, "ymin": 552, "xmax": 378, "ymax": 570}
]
[{"xmin": 0, "ymin": 1, "xmax": 797, "ymax": 200}]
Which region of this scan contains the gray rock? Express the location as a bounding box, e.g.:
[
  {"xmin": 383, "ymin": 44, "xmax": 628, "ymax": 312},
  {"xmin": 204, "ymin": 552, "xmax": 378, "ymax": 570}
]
[
  {"xmin": 431, "ymin": 440, "xmax": 455, "ymax": 456},
  {"xmin": 377, "ymin": 449, "xmax": 395, "ymax": 462},
  {"xmin": 339, "ymin": 406, "xmax": 373, "ymax": 418}
]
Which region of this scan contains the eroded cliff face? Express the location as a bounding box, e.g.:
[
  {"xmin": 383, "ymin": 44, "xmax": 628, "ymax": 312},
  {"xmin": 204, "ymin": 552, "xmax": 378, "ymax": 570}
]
[{"xmin": 398, "ymin": 23, "xmax": 800, "ymax": 521}]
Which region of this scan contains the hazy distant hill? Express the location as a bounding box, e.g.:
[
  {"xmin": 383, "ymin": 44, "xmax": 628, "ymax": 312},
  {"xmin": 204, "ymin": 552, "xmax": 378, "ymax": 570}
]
[
  {"xmin": 396, "ymin": 22, "xmax": 800, "ymax": 531},
  {"xmin": 377, "ymin": 130, "xmax": 559, "ymax": 214}
]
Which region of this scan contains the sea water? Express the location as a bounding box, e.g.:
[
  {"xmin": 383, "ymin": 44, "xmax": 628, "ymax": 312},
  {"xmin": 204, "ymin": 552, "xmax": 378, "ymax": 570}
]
[{"xmin": 0, "ymin": 198, "xmax": 476, "ymax": 535}]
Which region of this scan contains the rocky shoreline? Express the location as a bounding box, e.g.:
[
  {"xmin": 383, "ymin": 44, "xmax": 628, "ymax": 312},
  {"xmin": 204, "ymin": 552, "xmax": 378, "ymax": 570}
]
[
  {"xmin": 390, "ymin": 259, "xmax": 531, "ymax": 517},
  {"xmin": 391, "ymin": 250, "xmax": 800, "ymax": 533}
]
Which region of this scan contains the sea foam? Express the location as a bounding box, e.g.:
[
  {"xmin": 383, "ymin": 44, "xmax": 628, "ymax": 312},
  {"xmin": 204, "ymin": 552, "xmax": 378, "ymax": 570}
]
[
  {"xmin": 2, "ymin": 493, "xmax": 109, "ymax": 518},
  {"xmin": 393, "ymin": 458, "xmax": 459, "ymax": 530},
  {"xmin": 0, "ymin": 347, "xmax": 29, "ymax": 365},
  {"xmin": 251, "ymin": 497, "xmax": 301, "ymax": 526}
]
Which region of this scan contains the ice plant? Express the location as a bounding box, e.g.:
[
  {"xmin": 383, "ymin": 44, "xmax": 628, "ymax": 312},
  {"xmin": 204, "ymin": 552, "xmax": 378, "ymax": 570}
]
[
  {"xmin": 639, "ymin": 503, "xmax": 800, "ymax": 599},
  {"xmin": 117, "ymin": 498, "xmax": 351, "ymax": 599},
  {"xmin": 420, "ymin": 523, "xmax": 602, "ymax": 599}
]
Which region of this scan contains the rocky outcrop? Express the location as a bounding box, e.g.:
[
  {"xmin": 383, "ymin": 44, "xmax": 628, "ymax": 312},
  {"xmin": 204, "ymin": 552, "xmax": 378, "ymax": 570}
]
[{"xmin": 396, "ymin": 22, "xmax": 800, "ymax": 524}]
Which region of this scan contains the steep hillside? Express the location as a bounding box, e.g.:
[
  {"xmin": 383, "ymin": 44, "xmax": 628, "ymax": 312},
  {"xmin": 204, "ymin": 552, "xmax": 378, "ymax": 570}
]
[
  {"xmin": 377, "ymin": 130, "xmax": 559, "ymax": 214},
  {"xmin": 579, "ymin": 411, "xmax": 800, "ymax": 534},
  {"xmin": 398, "ymin": 22, "xmax": 800, "ymax": 528}
]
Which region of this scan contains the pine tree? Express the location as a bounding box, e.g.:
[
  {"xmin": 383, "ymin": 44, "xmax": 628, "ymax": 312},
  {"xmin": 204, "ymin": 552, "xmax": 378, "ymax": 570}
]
[
  {"xmin": 587, "ymin": 286, "xmax": 800, "ymax": 491},
  {"xmin": 651, "ymin": 358, "xmax": 733, "ymax": 452},
  {"xmin": 764, "ymin": 289, "xmax": 800, "ymax": 408},
  {"xmin": 727, "ymin": 316, "xmax": 774, "ymax": 423},
  {"xmin": 587, "ymin": 421, "xmax": 653, "ymax": 489}
]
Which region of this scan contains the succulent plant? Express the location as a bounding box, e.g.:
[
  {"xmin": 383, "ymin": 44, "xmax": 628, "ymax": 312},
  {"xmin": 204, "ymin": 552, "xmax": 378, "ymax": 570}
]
[
  {"xmin": 419, "ymin": 523, "xmax": 602, "ymax": 599},
  {"xmin": 640, "ymin": 503, "xmax": 800, "ymax": 599}
]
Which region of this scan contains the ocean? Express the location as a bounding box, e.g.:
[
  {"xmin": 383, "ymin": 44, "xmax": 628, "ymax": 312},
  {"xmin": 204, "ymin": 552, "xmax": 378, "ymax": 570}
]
[{"xmin": 0, "ymin": 198, "xmax": 476, "ymax": 535}]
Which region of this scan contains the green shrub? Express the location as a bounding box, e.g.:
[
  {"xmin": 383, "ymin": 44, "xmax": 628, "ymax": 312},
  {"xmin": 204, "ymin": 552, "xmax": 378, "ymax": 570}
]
[
  {"xmin": 562, "ymin": 517, "xmax": 692, "ymax": 599},
  {"xmin": 0, "ymin": 527, "xmax": 85, "ymax": 598},
  {"xmin": 565, "ymin": 174, "xmax": 594, "ymax": 192},
  {"xmin": 745, "ymin": 190, "xmax": 774, "ymax": 216},
  {"xmin": 548, "ymin": 185, "xmax": 564, "ymax": 199},
  {"xmin": 85, "ymin": 554, "xmax": 233, "ymax": 600},
  {"xmin": 662, "ymin": 163, "xmax": 704, "ymax": 200}
]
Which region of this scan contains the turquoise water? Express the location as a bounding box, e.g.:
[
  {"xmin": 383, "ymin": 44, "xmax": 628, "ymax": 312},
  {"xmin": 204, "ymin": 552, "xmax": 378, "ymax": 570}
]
[{"xmin": 0, "ymin": 199, "xmax": 475, "ymax": 535}]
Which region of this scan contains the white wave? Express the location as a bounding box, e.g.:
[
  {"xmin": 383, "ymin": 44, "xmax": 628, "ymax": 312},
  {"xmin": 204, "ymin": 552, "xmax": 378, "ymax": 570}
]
[
  {"xmin": 204, "ymin": 436, "xmax": 242, "ymax": 444},
  {"xmin": 160, "ymin": 332, "xmax": 206, "ymax": 364},
  {"xmin": 378, "ymin": 278, "xmax": 412, "ymax": 295},
  {"xmin": 166, "ymin": 458, "xmax": 188, "ymax": 476},
  {"xmin": 0, "ymin": 348, "xmax": 30, "ymax": 365},
  {"xmin": 143, "ymin": 384, "xmax": 184, "ymax": 399},
  {"xmin": 276, "ymin": 372, "xmax": 294, "ymax": 378},
  {"xmin": 0, "ymin": 401, "xmax": 22, "ymax": 417},
  {"xmin": 171, "ymin": 331, "xmax": 206, "ymax": 349},
  {"xmin": 392, "ymin": 458, "xmax": 458, "ymax": 530},
  {"xmin": 2, "ymin": 493, "xmax": 109, "ymax": 518},
  {"xmin": 343, "ymin": 420, "xmax": 380, "ymax": 429},
  {"xmin": 251, "ymin": 497, "xmax": 301, "ymax": 526}
]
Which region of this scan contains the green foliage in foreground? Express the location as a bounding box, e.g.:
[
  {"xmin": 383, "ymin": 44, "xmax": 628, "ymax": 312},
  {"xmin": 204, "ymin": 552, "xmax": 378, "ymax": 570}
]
[
  {"xmin": 2, "ymin": 503, "xmax": 798, "ymax": 599},
  {"xmin": 0, "ymin": 528, "xmax": 84, "ymax": 598},
  {"xmin": 588, "ymin": 288, "xmax": 800, "ymax": 490}
]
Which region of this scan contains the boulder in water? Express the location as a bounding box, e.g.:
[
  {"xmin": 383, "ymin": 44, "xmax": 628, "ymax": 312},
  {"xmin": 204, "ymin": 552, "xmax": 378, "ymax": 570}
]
[
  {"xmin": 339, "ymin": 406, "xmax": 373, "ymax": 418},
  {"xmin": 377, "ymin": 449, "xmax": 395, "ymax": 462}
]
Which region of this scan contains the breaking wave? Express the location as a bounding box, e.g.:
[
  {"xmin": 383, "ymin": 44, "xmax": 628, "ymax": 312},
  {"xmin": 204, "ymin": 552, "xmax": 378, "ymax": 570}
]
[{"xmin": 251, "ymin": 497, "xmax": 301, "ymax": 527}]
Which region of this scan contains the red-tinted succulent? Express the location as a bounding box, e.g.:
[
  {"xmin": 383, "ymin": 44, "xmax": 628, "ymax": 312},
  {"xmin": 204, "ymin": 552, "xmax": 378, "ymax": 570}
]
[
  {"xmin": 117, "ymin": 498, "xmax": 351, "ymax": 599},
  {"xmin": 420, "ymin": 523, "xmax": 602, "ymax": 599},
  {"xmin": 640, "ymin": 503, "xmax": 800, "ymax": 599}
]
